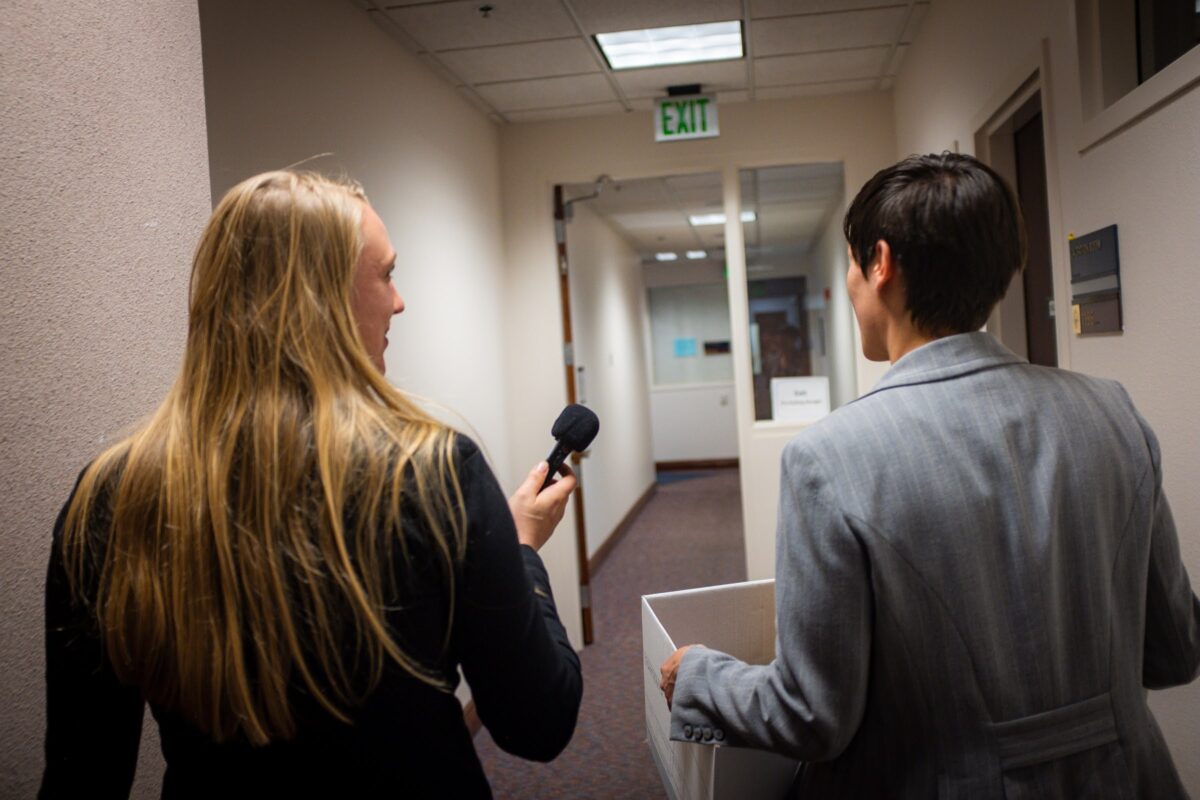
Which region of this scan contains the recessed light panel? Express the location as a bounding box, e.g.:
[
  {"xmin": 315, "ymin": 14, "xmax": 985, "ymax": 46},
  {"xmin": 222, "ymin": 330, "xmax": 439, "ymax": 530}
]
[
  {"xmin": 688, "ymin": 211, "xmax": 757, "ymax": 226},
  {"xmin": 686, "ymin": 250, "xmax": 707, "ymax": 259},
  {"xmin": 655, "ymin": 252, "xmax": 679, "ymax": 261},
  {"xmin": 596, "ymin": 21, "xmax": 743, "ymax": 71}
]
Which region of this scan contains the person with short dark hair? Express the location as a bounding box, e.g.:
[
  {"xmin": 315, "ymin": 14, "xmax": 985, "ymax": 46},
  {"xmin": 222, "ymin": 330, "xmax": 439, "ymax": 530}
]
[{"xmin": 660, "ymin": 153, "xmax": 1200, "ymax": 797}]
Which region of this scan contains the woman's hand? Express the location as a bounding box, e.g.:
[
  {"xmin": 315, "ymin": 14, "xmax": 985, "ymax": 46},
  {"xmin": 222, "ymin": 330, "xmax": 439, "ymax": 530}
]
[{"xmin": 509, "ymin": 461, "xmax": 578, "ymax": 551}]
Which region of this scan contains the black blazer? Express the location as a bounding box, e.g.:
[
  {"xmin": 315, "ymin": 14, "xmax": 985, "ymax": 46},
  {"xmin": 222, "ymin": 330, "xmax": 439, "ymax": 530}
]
[{"xmin": 41, "ymin": 437, "xmax": 582, "ymax": 798}]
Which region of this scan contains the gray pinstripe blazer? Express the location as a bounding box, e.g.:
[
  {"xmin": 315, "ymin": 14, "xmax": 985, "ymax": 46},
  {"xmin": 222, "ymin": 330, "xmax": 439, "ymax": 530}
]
[{"xmin": 671, "ymin": 332, "xmax": 1200, "ymax": 798}]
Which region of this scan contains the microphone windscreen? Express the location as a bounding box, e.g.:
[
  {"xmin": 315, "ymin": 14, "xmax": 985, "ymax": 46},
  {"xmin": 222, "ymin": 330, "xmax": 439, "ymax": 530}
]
[{"xmin": 551, "ymin": 404, "xmax": 600, "ymax": 452}]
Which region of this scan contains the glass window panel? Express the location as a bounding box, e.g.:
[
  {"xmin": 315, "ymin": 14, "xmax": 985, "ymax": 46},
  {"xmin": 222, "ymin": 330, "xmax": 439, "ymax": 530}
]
[{"xmin": 740, "ymin": 163, "xmax": 855, "ymax": 422}]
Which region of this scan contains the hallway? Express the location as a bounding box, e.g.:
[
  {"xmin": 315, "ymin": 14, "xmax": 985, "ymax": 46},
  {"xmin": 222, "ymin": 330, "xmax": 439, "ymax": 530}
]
[{"xmin": 474, "ymin": 469, "xmax": 747, "ymax": 798}]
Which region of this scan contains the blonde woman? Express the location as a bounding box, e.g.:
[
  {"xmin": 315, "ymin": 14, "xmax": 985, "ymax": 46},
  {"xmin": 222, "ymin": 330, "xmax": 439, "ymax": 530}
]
[{"xmin": 41, "ymin": 171, "xmax": 582, "ymax": 798}]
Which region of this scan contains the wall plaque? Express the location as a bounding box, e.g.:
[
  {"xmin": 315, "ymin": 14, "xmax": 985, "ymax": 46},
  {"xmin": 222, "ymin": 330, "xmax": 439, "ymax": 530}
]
[{"xmin": 1069, "ymin": 225, "xmax": 1122, "ymax": 335}]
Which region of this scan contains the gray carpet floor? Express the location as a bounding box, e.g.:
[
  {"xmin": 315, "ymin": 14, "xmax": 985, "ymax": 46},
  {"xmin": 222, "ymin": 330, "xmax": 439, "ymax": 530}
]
[{"xmin": 474, "ymin": 468, "xmax": 747, "ymax": 798}]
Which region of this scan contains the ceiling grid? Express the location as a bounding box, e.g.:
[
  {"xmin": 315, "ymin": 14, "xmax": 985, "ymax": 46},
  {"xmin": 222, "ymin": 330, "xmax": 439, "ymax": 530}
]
[{"xmin": 358, "ymin": 0, "xmax": 929, "ymax": 123}]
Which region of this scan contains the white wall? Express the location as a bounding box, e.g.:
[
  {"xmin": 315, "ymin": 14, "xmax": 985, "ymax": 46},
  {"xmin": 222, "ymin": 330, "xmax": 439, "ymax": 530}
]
[
  {"xmin": 199, "ymin": 0, "xmax": 512, "ymax": 482},
  {"xmin": 564, "ymin": 203, "xmax": 656, "ymax": 558},
  {"xmin": 650, "ymin": 385, "xmax": 739, "ymax": 463},
  {"xmin": 811, "ymin": 204, "xmax": 856, "ymax": 411},
  {"xmin": 894, "ymin": 0, "xmax": 1200, "ymax": 790},
  {"xmin": 499, "ymin": 93, "xmax": 897, "ymax": 589},
  {"xmin": 647, "ymin": 283, "xmax": 735, "ymax": 385},
  {"xmin": 0, "ymin": 3, "xmax": 212, "ymax": 797},
  {"xmin": 644, "ymin": 260, "xmax": 726, "ymax": 288},
  {"xmin": 645, "ymin": 281, "xmax": 739, "ymax": 462}
]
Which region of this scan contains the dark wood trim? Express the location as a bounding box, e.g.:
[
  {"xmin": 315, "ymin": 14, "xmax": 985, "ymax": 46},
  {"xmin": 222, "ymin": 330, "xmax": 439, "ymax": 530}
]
[
  {"xmin": 553, "ymin": 184, "xmax": 594, "ymax": 646},
  {"xmin": 588, "ymin": 481, "xmax": 657, "ymax": 576},
  {"xmin": 464, "ymin": 700, "xmax": 481, "ymax": 737},
  {"xmin": 655, "ymin": 458, "xmax": 739, "ymax": 472}
]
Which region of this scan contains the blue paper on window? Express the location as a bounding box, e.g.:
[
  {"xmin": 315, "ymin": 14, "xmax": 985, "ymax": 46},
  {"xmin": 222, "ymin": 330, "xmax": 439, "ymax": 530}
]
[{"xmin": 673, "ymin": 337, "xmax": 698, "ymax": 357}]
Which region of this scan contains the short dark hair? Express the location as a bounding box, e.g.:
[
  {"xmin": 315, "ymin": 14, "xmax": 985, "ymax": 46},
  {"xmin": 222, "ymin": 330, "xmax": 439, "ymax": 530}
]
[{"xmin": 843, "ymin": 153, "xmax": 1027, "ymax": 334}]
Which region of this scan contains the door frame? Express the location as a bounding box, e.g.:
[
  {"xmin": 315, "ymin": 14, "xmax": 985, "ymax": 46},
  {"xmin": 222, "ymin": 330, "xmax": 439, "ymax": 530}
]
[
  {"xmin": 551, "ymin": 184, "xmax": 595, "ymax": 646},
  {"xmin": 972, "ymin": 38, "xmax": 1073, "ymax": 369}
]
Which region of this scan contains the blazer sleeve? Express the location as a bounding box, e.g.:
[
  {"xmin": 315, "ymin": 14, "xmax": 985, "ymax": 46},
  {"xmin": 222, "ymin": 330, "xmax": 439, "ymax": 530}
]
[
  {"xmin": 41, "ymin": 476, "xmax": 145, "ymax": 799},
  {"xmin": 1133, "ymin": 410, "xmax": 1200, "ymax": 689},
  {"xmin": 453, "ymin": 439, "xmax": 582, "ymax": 762},
  {"xmin": 669, "ymin": 439, "xmax": 871, "ymax": 761}
]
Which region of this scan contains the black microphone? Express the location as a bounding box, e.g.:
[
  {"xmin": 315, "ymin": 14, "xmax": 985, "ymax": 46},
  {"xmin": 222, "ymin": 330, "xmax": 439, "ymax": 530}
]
[{"xmin": 540, "ymin": 404, "xmax": 600, "ymax": 492}]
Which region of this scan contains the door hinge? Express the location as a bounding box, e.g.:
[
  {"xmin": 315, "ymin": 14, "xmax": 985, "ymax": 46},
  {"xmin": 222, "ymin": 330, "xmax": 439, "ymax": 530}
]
[
  {"xmin": 563, "ymin": 342, "xmax": 574, "ymax": 366},
  {"xmin": 579, "ymin": 585, "xmax": 592, "ymax": 609}
]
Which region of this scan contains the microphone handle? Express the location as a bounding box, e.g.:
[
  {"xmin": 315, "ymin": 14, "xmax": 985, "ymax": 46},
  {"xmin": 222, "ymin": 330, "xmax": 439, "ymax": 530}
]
[{"xmin": 540, "ymin": 440, "xmax": 572, "ymax": 493}]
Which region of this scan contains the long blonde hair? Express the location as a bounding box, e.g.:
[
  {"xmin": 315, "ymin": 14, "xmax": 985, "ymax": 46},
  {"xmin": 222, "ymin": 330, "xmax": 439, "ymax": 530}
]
[{"xmin": 61, "ymin": 171, "xmax": 466, "ymax": 745}]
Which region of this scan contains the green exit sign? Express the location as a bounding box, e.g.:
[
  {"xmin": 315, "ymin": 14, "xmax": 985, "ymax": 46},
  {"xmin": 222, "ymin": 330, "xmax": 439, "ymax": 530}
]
[{"xmin": 655, "ymin": 95, "xmax": 719, "ymax": 142}]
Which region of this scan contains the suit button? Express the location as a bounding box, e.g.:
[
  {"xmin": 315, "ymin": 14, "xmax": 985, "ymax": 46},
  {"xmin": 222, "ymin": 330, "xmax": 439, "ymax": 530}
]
[
  {"xmin": 703, "ymin": 727, "xmax": 713, "ymax": 741},
  {"xmin": 714, "ymin": 729, "xmax": 724, "ymax": 742},
  {"xmin": 683, "ymin": 724, "xmax": 694, "ymax": 739}
]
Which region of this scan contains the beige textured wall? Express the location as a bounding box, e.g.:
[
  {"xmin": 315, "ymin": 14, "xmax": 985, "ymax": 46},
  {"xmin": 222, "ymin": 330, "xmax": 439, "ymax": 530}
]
[
  {"xmin": 0, "ymin": 2, "xmax": 212, "ymax": 796},
  {"xmin": 563, "ymin": 202, "xmax": 656, "ymax": 558},
  {"xmin": 199, "ymin": 0, "xmax": 513, "ymax": 485},
  {"xmin": 894, "ymin": 0, "xmax": 1200, "ymax": 790}
]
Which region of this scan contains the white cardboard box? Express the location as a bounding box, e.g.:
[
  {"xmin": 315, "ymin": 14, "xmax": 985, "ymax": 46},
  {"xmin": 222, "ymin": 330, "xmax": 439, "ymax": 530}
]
[{"xmin": 642, "ymin": 579, "xmax": 799, "ymax": 800}]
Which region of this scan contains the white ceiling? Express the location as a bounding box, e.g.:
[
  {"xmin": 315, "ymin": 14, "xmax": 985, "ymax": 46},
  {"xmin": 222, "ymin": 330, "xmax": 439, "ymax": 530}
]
[
  {"xmin": 564, "ymin": 162, "xmax": 844, "ymax": 278},
  {"xmin": 355, "ymin": 0, "xmax": 929, "ymax": 123}
]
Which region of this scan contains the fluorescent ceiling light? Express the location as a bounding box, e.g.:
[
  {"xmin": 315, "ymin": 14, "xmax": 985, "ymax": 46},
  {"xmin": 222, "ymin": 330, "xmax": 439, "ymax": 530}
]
[
  {"xmin": 686, "ymin": 250, "xmax": 707, "ymax": 260},
  {"xmin": 596, "ymin": 21, "xmax": 743, "ymax": 71},
  {"xmin": 688, "ymin": 211, "xmax": 757, "ymax": 226},
  {"xmin": 655, "ymin": 252, "xmax": 678, "ymax": 261}
]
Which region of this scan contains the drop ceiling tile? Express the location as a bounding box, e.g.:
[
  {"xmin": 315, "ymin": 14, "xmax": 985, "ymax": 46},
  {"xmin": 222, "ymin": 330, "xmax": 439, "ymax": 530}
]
[
  {"xmin": 384, "ymin": 0, "xmax": 578, "ymax": 51},
  {"xmin": 751, "ymin": 164, "xmax": 844, "ymax": 202},
  {"xmin": 886, "ymin": 43, "xmax": 909, "ymax": 75},
  {"xmin": 902, "ymin": 3, "xmax": 930, "ymax": 42},
  {"xmin": 614, "ymin": 59, "xmax": 746, "ymax": 98},
  {"xmin": 611, "ymin": 210, "xmax": 693, "ymax": 231},
  {"xmin": 670, "ymin": 190, "xmax": 723, "ymax": 210},
  {"xmin": 571, "ymin": 0, "xmax": 743, "ymax": 34},
  {"xmin": 628, "ymin": 97, "xmax": 656, "ymax": 110},
  {"xmin": 476, "ymin": 73, "xmax": 616, "ymax": 111},
  {"xmin": 755, "ymin": 78, "xmax": 878, "ymax": 99},
  {"xmin": 752, "ymin": 6, "xmax": 908, "ymax": 56},
  {"xmin": 665, "ymin": 173, "xmax": 724, "ymax": 208},
  {"xmin": 718, "ymin": 89, "xmax": 750, "ymax": 104},
  {"xmin": 749, "ymin": 0, "xmax": 907, "ymax": 19},
  {"xmin": 635, "ymin": 225, "xmax": 699, "ymax": 246},
  {"xmin": 505, "ymin": 101, "xmax": 624, "ymax": 122},
  {"xmin": 666, "ymin": 172, "xmax": 723, "ymax": 190},
  {"xmin": 440, "ymin": 39, "xmax": 599, "ymax": 84},
  {"xmin": 755, "ymin": 47, "xmax": 888, "ymax": 85},
  {"xmin": 589, "ymin": 179, "xmax": 673, "ymax": 213}
]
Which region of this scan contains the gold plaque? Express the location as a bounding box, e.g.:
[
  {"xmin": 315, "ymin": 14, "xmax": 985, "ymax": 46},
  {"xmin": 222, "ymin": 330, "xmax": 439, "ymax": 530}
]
[{"xmin": 1072, "ymin": 304, "xmax": 1082, "ymax": 335}]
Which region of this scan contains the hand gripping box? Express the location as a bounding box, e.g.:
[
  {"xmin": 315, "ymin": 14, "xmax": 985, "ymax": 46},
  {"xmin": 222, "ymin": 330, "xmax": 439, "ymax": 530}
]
[{"xmin": 642, "ymin": 579, "xmax": 799, "ymax": 800}]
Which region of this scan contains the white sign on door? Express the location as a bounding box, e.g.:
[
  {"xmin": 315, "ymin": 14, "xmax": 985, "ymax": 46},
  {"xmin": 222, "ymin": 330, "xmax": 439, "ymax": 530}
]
[{"xmin": 770, "ymin": 376, "xmax": 831, "ymax": 423}]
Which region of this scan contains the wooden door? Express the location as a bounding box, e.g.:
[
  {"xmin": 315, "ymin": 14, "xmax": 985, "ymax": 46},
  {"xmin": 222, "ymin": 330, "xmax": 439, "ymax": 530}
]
[{"xmin": 1014, "ymin": 111, "xmax": 1057, "ymax": 368}]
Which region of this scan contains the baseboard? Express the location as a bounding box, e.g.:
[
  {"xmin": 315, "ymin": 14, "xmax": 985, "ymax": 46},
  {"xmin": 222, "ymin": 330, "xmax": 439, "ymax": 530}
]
[
  {"xmin": 654, "ymin": 458, "xmax": 739, "ymax": 472},
  {"xmin": 587, "ymin": 481, "xmax": 657, "ymax": 576},
  {"xmin": 464, "ymin": 700, "xmax": 481, "ymax": 737}
]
